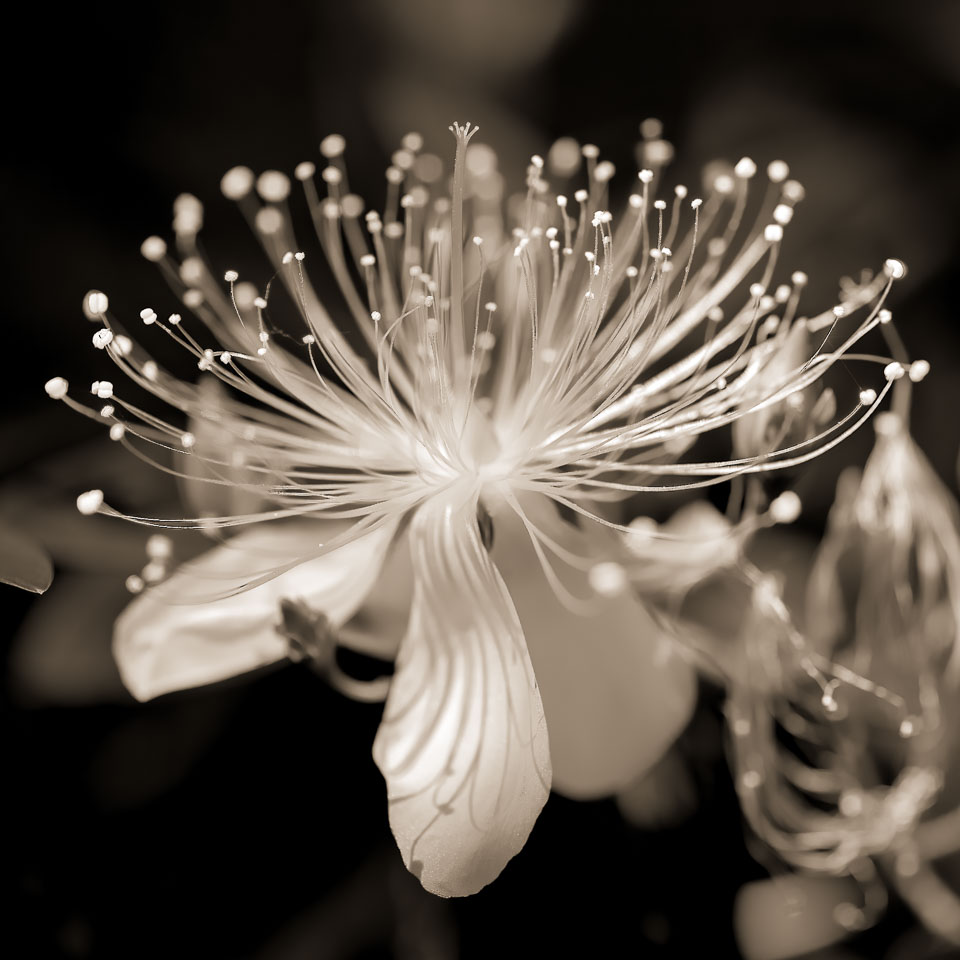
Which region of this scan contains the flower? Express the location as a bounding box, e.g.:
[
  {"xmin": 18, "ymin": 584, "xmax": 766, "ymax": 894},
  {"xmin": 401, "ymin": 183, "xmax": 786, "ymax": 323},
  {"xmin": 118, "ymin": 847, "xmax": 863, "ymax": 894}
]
[
  {"xmin": 47, "ymin": 121, "xmax": 907, "ymax": 896},
  {"xmin": 723, "ymin": 408, "xmax": 960, "ymax": 939}
]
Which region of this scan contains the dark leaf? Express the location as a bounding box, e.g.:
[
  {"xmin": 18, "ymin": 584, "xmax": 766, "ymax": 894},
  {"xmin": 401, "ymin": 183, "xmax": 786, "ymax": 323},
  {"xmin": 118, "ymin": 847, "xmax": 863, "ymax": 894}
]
[{"xmin": 0, "ymin": 522, "xmax": 53, "ymax": 594}]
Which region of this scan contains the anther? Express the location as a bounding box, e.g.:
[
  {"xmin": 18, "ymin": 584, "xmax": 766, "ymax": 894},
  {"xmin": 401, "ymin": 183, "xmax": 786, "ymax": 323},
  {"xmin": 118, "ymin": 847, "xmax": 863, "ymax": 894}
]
[
  {"xmin": 773, "ymin": 204, "xmax": 793, "ymax": 225},
  {"xmin": 884, "ymin": 362, "xmax": 906, "ymax": 381},
  {"xmin": 782, "ymin": 180, "xmax": 805, "ymax": 203},
  {"xmin": 125, "ymin": 574, "xmax": 144, "ymax": 594},
  {"xmin": 180, "ymin": 432, "xmax": 196, "ymax": 449},
  {"xmin": 402, "ymin": 132, "xmax": 424, "ymax": 153},
  {"xmin": 320, "ymin": 134, "xmax": 346, "ymax": 159},
  {"xmin": 92, "ymin": 329, "xmax": 113, "ymax": 349},
  {"xmin": 224, "ymin": 270, "xmax": 239, "ymax": 283},
  {"xmin": 764, "ymin": 224, "xmax": 783, "ymax": 242},
  {"xmin": 640, "ymin": 118, "xmax": 663, "ymax": 140},
  {"xmin": 44, "ymin": 377, "xmax": 68, "ymax": 400},
  {"xmin": 884, "ymin": 258, "xmax": 906, "ymax": 280},
  {"xmin": 294, "ymin": 161, "xmax": 316, "ymax": 181},
  {"xmin": 859, "ymin": 388, "xmax": 877, "ymax": 405},
  {"xmin": 76, "ymin": 490, "xmax": 104, "ymax": 515},
  {"xmin": 741, "ymin": 771, "xmax": 763, "ymax": 790},
  {"xmin": 140, "ymin": 236, "xmax": 167, "ymax": 262},
  {"xmin": 173, "ymin": 193, "xmax": 203, "ymax": 234},
  {"xmin": 899, "ymin": 716, "xmax": 919, "ymax": 738},
  {"xmin": 109, "ymin": 423, "xmax": 125, "ymax": 441},
  {"xmin": 256, "ymin": 170, "xmax": 291, "ymax": 203},
  {"xmin": 839, "ymin": 791, "xmax": 864, "ymax": 818},
  {"xmin": 767, "ymin": 160, "xmax": 789, "ymax": 183},
  {"xmin": 594, "ymin": 161, "xmax": 615, "ymax": 182},
  {"xmin": 909, "ymin": 359, "xmax": 930, "ymax": 382},
  {"xmin": 237, "ymin": 282, "xmax": 263, "ymax": 311},
  {"xmin": 713, "ymin": 174, "xmax": 734, "ymax": 195},
  {"xmin": 220, "ymin": 166, "xmax": 255, "ymax": 200},
  {"xmin": 146, "ymin": 533, "xmax": 172, "ymax": 561},
  {"xmin": 255, "ymin": 207, "xmax": 283, "ymax": 235},
  {"xmin": 638, "ymin": 169, "xmax": 654, "ymax": 184},
  {"xmin": 769, "ymin": 491, "xmax": 802, "ymax": 524},
  {"xmin": 83, "ymin": 290, "xmax": 109, "ymax": 320},
  {"xmin": 791, "ymin": 271, "xmax": 808, "ymax": 287},
  {"xmin": 589, "ymin": 562, "xmax": 628, "ymax": 598},
  {"xmin": 734, "ymin": 157, "xmax": 757, "ymax": 179}
]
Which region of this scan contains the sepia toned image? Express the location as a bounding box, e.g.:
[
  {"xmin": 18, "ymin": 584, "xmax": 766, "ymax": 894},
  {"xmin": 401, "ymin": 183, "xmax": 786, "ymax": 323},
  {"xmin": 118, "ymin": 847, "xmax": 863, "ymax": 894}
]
[{"xmin": 4, "ymin": 1, "xmax": 959, "ymax": 957}]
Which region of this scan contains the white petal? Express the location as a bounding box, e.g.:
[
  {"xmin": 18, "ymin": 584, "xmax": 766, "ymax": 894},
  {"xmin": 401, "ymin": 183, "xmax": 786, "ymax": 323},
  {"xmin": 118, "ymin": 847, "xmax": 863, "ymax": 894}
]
[
  {"xmin": 490, "ymin": 493, "xmax": 696, "ymax": 799},
  {"xmin": 625, "ymin": 499, "xmax": 743, "ymax": 595},
  {"xmin": 373, "ymin": 494, "xmax": 551, "ymax": 897},
  {"xmin": 114, "ymin": 520, "xmax": 397, "ymax": 701}
]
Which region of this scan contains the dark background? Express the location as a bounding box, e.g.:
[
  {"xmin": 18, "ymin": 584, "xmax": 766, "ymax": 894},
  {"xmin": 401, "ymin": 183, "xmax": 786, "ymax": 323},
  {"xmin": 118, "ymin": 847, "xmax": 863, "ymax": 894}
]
[{"xmin": 3, "ymin": 1, "xmax": 959, "ymax": 957}]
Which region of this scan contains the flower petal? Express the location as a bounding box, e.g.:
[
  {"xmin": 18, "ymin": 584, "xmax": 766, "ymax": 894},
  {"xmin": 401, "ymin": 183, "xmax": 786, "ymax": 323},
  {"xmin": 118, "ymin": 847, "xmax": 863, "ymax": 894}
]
[
  {"xmin": 114, "ymin": 520, "xmax": 397, "ymax": 701},
  {"xmin": 490, "ymin": 493, "xmax": 697, "ymax": 799},
  {"xmin": 372, "ymin": 493, "xmax": 551, "ymax": 897}
]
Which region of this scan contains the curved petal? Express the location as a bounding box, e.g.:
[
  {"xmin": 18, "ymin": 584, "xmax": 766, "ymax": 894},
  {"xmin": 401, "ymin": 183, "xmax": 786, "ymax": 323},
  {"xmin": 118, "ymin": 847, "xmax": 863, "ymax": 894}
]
[
  {"xmin": 114, "ymin": 520, "xmax": 397, "ymax": 701},
  {"xmin": 489, "ymin": 493, "xmax": 696, "ymax": 799},
  {"xmin": 372, "ymin": 493, "xmax": 551, "ymax": 897}
]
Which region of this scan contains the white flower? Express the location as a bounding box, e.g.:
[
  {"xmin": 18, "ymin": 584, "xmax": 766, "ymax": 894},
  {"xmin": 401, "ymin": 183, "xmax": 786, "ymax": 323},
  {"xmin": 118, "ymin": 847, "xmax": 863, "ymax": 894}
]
[
  {"xmin": 725, "ymin": 412, "xmax": 957, "ymax": 888},
  {"xmin": 50, "ymin": 121, "xmax": 906, "ymax": 895}
]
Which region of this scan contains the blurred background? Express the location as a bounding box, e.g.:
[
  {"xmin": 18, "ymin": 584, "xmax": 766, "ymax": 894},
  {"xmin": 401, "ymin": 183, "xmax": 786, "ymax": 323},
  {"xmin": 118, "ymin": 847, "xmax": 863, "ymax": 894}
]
[{"xmin": 3, "ymin": 1, "xmax": 959, "ymax": 956}]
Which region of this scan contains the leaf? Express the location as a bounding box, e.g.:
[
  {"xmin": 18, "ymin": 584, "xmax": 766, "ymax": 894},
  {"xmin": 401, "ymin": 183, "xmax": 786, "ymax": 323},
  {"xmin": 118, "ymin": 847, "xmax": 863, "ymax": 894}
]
[
  {"xmin": 0, "ymin": 523, "xmax": 53, "ymax": 594},
  {"xmin": 9, "ymin": 574, "xmax": 128, "ymax": 705}
]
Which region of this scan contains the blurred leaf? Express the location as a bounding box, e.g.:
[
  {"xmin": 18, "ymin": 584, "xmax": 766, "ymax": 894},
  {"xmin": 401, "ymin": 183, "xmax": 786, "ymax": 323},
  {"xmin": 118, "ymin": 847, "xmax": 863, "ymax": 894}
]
[
  {"xmin": 0, "ymin": 522, "xmax": 53, "ymax": 594},
  {"xmin": 10, "ymin": 574, "xmax": 129, "ymax": 705},
  {"xmin": 734, "ymin": 874, "xmax": 861, "ymax": 960}
]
